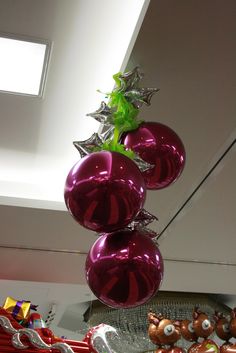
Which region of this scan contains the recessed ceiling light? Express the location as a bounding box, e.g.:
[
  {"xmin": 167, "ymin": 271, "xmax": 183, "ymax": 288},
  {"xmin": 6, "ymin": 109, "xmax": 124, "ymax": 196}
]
[{"xmin": 0, "ymin": 33, "xmax": 50, "ymax": 97}]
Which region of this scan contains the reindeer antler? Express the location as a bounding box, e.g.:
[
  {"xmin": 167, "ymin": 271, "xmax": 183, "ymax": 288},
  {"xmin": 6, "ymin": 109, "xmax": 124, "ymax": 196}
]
[
  {"xmin": 193, "ymin": 306, "xmax": 202, "ymax": 319},
  {"xmin": 231, "ymin": 308, "xmax": 236, "ymax": 319},
  {"xmin": 148, "ymin": 310, "xmax": 160, "ymax": 326},
  {"xmin": 214, "ymin": 310, "xmax": 224, "ymax": 322}
]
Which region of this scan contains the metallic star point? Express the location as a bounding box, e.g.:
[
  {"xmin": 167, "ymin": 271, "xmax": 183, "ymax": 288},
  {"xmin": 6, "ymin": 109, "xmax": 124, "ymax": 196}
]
[
  {"xmin": 73, "ymin": 133, "xmax": 104, "ymax": 158},
  {"xmin": 86, "ymin": 101, "xmax": 114, "ymax": 126},
  {"xmin": 116, "ymin": 67, "xmax": 159, "ymax": 108}
]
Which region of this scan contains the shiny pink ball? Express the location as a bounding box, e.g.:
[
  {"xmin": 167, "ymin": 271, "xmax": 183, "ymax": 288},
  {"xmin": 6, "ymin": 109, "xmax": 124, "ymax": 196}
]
[
  {"xmin": 121, "ymin": 122, "xmax": 186, "ymax": 189},
  {"xmin": 64, "ymin": 151, "xmax": 146, "ymax": 233},
  {"xmin": 85, "ymin": 228, "xmax": 164, "ymax": 308}
]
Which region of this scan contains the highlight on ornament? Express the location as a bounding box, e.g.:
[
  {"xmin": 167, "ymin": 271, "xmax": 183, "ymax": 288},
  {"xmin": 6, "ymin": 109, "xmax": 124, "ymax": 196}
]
[{"xmin": 64, "ymin": 67, "xmax": 186, "ymax": 309}]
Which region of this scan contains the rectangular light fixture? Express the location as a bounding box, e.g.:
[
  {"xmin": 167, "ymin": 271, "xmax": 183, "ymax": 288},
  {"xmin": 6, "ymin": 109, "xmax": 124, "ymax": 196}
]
[{"xmin": 0, "ymin": 33, "xmax": 50, "ymax": 97}]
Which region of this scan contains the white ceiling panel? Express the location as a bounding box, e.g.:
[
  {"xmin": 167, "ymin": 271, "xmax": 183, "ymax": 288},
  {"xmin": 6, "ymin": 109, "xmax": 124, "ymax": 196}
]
[{"xmin": 0, "ymin": 0, "xmax": 149, "ymax": 207}]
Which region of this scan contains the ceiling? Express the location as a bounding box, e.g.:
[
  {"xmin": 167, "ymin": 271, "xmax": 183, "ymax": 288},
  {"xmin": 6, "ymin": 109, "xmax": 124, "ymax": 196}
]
[{"xmin": 0, "ymin": 0, "xmax": 236, "ymax": 340}]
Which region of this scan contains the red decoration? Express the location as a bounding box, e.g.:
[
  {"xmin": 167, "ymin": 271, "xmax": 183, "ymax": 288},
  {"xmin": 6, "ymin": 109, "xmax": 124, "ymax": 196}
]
[
  {"xmin": 0, "ymin": 307, "xmax": 89, "ymax": 353},
  {"xmin": 85, "ymin": 228, "xmax": 164, "ymax": 308},
  {"xmin": 121, "ymin": 122, "xmax": 186, "ymax": 189},
  {"xmin": 64, "ymin": 151, "xmax": 146, "ymax": 233},
  {"xmin": 0, "ymin": 307, "xmax": 118, "ymax": 353}
]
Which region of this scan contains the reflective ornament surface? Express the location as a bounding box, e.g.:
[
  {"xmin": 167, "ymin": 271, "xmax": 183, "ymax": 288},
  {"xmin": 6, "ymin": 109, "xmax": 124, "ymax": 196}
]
[
  {"xmin": 65, "ymin": 151, "xmax": 146, "ymax": 233},
  {"xmin": 188, "ymin": 339, "xmax": 219, "ymax": 353},
  {"xmin": 180, "ymin": 319, "xmax": 198, "ymax": 342},
  {"xmin": 192, "ymin": 310, "xmax": 214, "ymax": 338},
  {"xmin": 122, "ymin": 122, "xmax": 186, "ymax": 189},
  {"xmin": 154, "ymin": 319, "xmax": 181, "ymax": 345},
  {"xmin": 230, "ymin": 309, "xmax": 236, "ymax": 338},
  {"xmin": 85, "ymin": 229, "xmax": 164, "ymax": 308},
  {"xmin": 214, "ymin": 312, "xmax": 231, "ymax": 342},
  {"xmin": 220, "ymin": 343, "xmax": 236, "ymax": 353}
]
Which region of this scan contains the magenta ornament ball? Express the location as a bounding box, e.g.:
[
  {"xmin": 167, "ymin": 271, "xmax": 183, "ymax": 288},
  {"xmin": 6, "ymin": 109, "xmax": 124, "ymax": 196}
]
[
  {"xmin": 85, "ymin": 229, "xmax": 164, "ymax": 309},
  {"xmin": 121, "ymin": 122, "xmax": 186, "ymax": 190},
  {"xmin": 64, "ymin": 151, "xmax": 146, "ymax": 233}
]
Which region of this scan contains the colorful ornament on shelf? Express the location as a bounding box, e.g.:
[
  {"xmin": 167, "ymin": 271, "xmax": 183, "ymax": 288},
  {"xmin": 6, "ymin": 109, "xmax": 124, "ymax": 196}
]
[
  {"xmin": 147, "ymin": 311, "xmax": 184, "ymax": 353},
  {"xmin": 192, "ymin": 307, "xmax": 214, "ymax": 338},
  {"xmin": 230, "ymin": 308, "xmax": 236, "ymax": 338},
  {"xmin": 85, "ymin": 228, "xmax": 164, "ymax": 308},
  {"xmin": 83, "ymin": 323, "xmax": 119, "ymax": 353},
  {"xmin": 214, "ymin": 311, "xmax": 235, "ymax": 353},
  {"xmin": 148, "ymin": 311, "xmax": 162, "ymax": 346},
  {"xmin": 64, "ymin": 151, "xmax": 146, "ymax": 233},
  {"xmin": 214, "ymin": 311, "xmax": 231, "ymax": 342},
  {"xmin": 180, "ymin": 319, "xmax": 199, "ymax": 353},
  {"xmin": 28, "ymin": 313, "xmax": 47, "ymax": 330},
  {"xmin": 180, "ymin": 319, "xmax": 198, "ymax": 343},
  {"xmin": 3, "ymin": 297, "xmax": 38, "ymax": 325},
  {"xmin": 121, "ymin": 122, "xmax": 186, "ymax": 189},
  {"xmin": 188, "ymin": 307, "xmax": 218, "ymax": 353}
]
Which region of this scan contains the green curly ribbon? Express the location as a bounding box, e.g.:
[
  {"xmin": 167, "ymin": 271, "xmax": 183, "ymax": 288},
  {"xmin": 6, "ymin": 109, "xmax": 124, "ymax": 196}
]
[{"xmin": 100, "ymin": 72, "xmax": 142, "ymax": 158}]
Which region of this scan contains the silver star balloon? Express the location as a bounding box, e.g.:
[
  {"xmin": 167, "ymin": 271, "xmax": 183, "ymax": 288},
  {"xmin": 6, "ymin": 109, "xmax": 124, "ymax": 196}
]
[
  {"xmin": 116, "ymin": 67, "xmax": 159, "ymax": 108},
  {"xmin": 128, "ymin": 209, "xmax": 159, "ymax": 239},
  {"xmin": 133, "ymin": 154, "xmax": 155, "ymax": 172},
  {"xmin": 73, "ymin": 133, "xmax": 104, "ymax": 158},
  {"xmin": 133, "ymin": 208, "xmax": 158, "ymax": 227},
  {"xmin": 86, "ymin": 101, "xmax": 114, "ymax": 126},
  {"xmin": 124, "ymin": 87, "xmax": 159, "ymax": 108},
  {"xmin": 118, "ymin": 66, "xmax": 144, "ymax": 91},
  {"xmin": 99, "ymin": 125, "xmax": 114, "ymax": 141}
]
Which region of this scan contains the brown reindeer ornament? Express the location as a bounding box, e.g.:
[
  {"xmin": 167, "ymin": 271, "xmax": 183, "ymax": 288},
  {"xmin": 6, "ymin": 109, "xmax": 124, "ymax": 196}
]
[
  {"xmin": 188, "ymin": 308, "xmax": 218, "ymax": 353},
  {"xmin": 148, "ymin": 311, "xmax": 162, "ymax": 346},
  {"xmin": 181, "ymin": 319, "xmax": 199, "ymax": 351},
  {"xmin": 214, "ymin": 311, "xmax": 235, "ymax": 353},
  {"xmin": 230, "ymin": 308, "xmax": 236, "ymax": 338},
  {"xmin": 147, "ymin": 311, "xmax": 184, "ymax": 353}
]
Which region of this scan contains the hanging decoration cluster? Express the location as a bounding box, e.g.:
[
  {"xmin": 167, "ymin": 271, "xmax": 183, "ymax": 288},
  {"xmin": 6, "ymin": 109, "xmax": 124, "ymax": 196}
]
[{"xmin": 64, "ymin": 67, "xmax": 186, "ymax": 309}]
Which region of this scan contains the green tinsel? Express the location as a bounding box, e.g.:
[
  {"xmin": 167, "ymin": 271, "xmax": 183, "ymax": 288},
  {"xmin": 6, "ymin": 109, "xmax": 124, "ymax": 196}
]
[{"xmin": 99, "ymin": 72, "xmax": 142, "ymax": 158}]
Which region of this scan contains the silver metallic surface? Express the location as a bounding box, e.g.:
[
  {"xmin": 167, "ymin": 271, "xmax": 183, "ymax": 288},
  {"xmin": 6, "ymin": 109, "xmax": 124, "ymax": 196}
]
[
  {"xmin": 133, "ymin": 154, "xmax": 155, "ymax": 172},
  {"xmin": 131, "ymin": 208, "xmax": 158, "ymax": 228},
  {"xmin": 118, "ymin": 67, "xmax": 144, "ymax": 91},
  {"xmin": 91, "ymin": 324, "xmax": 120, "ymax": 353},
  {"xmin": 11, "ymin": 328, "xmax": 76, "ymax": 353},
  {"xmin": 0, "ymin": 315, "xmax": 17, "ymax": 334},
  {"xmin": 117, "ymin": 67, "xmax": 159, "ymax": 108},
  {"xmin": 12, "ymin": 329, "xmax": 50, "ymax": 349},
  {"xmin": 124, "ymin": 87, "xmax": 159, "ymax": 108},
  {"xmin": 73, "ymin": 132, "xmax": 104, "ymax": 158},
  {"xmin": 87, "ymin": 101, "xmax": 114, "ymax": 126}
]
